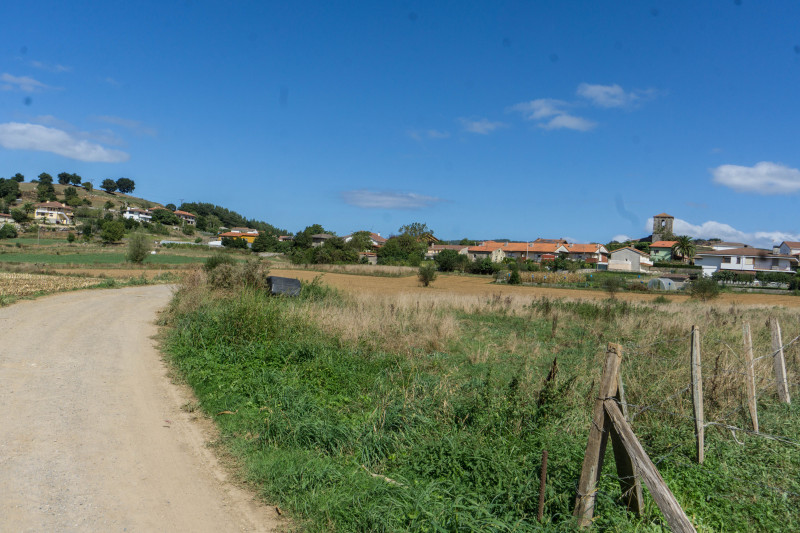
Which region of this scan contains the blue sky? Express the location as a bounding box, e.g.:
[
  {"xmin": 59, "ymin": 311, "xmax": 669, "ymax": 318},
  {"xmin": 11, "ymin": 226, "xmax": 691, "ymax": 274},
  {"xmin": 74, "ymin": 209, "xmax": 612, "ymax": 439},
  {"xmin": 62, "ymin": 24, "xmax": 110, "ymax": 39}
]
[{"xmin": 2, "ymin": 1, "xmax": 800, "ymax": 246}]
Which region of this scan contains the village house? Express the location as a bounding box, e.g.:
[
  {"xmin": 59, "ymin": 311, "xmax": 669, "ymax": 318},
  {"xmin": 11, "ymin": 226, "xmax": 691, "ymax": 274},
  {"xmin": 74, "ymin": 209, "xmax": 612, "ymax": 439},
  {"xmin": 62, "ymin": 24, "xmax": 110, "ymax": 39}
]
[
  {"xmin": 219, "ymin": 228, "xmax": 259, "ymax": 244},
  {"xmin": 174, "ymin": 210, "xmax": 196, "ymax": 225},
  {"xmin": 467, "ymin": 241, "xmax": 506, "ymax": 262},
  {"xmin": 425, "ymin": 244, "xmax": 469, "ymax": 259},
  {"xmin": 343, "ymin": 232, "xmax": 387, "ymax": 248},
  {"xmin": 34, "ymin": 202, "xmax": 73, "ymax": 225},
  {"xmin": 122, "ymin": 207, "xmax": 152, "ymax": 223},
  {"xmin": 608, "ymin": 247, "xmax": 653, "ymax": 272},
  {"xmin": 694, "ymin": 247, "xmax": 798, "ymax": 277},
  {"xmin": 649, "ymin": 241, "xmax": 678, "ymax": 262},
  {"xmin": 778, "ymin": 241, "xmax": 800, "ymax": 257},
  {"xmin": 311, "ymin": 233, "xmax": 334, "ymax": 247},
  {"xmin": 0, "ymin": 213, "xmax": 15, "ymax": 225},
  {"xmin": 556, "ymin": 243, "xmax": 609, "ymax": 265},
  {"xmin": 278, "ymin": 235, "xmax": 293, "ymax": 242}
]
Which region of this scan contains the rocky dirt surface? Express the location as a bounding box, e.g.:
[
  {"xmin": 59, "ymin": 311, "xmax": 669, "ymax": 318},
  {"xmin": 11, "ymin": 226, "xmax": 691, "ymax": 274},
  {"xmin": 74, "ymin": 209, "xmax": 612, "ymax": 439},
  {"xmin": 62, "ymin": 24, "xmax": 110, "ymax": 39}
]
[{"xmin": 0, "ymin": 285, "xmax": 282, "ymax": 532}]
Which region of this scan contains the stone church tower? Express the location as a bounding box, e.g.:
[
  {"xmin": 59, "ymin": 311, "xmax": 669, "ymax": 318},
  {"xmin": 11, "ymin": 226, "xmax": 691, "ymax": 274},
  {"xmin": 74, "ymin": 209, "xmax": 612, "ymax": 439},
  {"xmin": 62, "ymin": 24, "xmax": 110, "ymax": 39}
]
[{"xmin": 652, "ymin": 213, "xmax": 674, "ymax": 242}]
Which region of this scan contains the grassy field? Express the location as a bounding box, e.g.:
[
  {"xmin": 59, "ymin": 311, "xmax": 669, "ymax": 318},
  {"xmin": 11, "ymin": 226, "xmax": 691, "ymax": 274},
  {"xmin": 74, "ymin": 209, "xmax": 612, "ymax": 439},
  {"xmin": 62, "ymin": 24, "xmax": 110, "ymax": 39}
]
[
  {"xmin": 161, "ymin": 269, "xmax": 800, "ymax": 532},
  {"xmin": 0, "ymin": 251, "xmax": 209, "ymax": 265}
]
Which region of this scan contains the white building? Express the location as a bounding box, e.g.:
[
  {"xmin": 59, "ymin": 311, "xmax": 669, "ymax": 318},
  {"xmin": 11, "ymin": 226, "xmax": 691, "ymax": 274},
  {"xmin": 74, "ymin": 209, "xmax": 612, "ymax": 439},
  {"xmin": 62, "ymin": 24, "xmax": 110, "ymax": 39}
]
[
  {"xmin": 122, "ymin": 207, "xmax": 152, "ymax": 223},
  {"xmin": 694, "ymin": 247, "xmax": 798, "ymax": 277},
  {"xmin": 34, "ymin": 202, "xmax": 73, "ymax": 225},
  {"xmin": 608, "ymin": 247, "xmax": 653, "ymax": 272}
]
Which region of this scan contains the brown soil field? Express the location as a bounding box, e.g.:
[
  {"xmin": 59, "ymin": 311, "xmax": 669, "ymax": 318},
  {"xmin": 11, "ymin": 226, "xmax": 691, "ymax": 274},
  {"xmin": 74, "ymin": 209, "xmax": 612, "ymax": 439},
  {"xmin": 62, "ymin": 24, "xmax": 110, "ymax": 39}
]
[
  {"xmin": 268, "ymin": 268, "xmax": 800, "ymax": 308},
  {"xmin": 46, "ymin": 264, "xmax": 800, "ymax": 308}
]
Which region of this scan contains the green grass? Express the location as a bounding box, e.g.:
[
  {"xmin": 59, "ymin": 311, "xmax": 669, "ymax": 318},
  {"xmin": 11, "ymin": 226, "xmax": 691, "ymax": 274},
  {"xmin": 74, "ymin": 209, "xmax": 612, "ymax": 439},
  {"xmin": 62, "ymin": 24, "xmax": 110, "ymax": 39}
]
[
  {"xmin": 162, "ymin": 286, "xmax": 800, "ymax": 532},
  {"xmin": 0, "ymin": 251, "xmax": 213, "ymax": 265},
  {"xmin": 2, "ymin": 238, "xmax": 66, "ymax": 245}
]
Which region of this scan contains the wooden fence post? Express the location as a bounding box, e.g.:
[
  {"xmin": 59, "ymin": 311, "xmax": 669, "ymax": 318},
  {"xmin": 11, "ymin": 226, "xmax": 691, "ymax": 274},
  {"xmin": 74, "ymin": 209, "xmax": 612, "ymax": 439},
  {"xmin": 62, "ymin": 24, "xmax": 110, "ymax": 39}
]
[
  {"xmin": 742, "ymin": 323, "xmax": 759, "ymax": 433},
  {"xmin": 612, "ymin": 371, "xmax": 644, "ymax": 514},
  {"xmin": 574, "ymin": 343, "xmax": 622, "ymax": 526},
  {"xmin": 604, "ymin": 401, "xmax": 697, "ymax": 533},
  {"xmin": 769, "ymin": 317, "xmax": 791, "ymax": 404},
  {"xmin": 690, "ymin": 325, "xmax": 704, "ymax": 464},
  {"xmin": 538, "ymin": 450, "xmax": 548, "ymax": 522}
]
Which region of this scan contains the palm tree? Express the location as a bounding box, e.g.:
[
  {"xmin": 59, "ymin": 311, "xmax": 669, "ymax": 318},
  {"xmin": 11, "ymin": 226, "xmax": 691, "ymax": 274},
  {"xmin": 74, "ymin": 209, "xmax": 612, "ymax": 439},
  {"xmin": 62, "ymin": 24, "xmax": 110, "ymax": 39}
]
[{"xmin": 671, "ymin": 235, "xmax": 696, "ymax": 264}]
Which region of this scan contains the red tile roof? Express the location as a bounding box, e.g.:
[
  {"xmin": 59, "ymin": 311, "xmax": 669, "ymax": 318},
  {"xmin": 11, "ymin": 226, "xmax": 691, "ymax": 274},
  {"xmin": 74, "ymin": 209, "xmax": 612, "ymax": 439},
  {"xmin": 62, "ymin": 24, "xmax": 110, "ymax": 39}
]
[
  {"xmin": 35, "ymin": 201, "xmax": 73, "ymax": 211},
  {"xmin": 174, "ymin": 210, "xmax": 195, "ymax": 217},
  {"xmin": 650, "ymin": 241, "xmax": 678, "ymax": 248},
  {"xmin": 653, "ymin": 213, "xmax": 673, "ymax": 218}
]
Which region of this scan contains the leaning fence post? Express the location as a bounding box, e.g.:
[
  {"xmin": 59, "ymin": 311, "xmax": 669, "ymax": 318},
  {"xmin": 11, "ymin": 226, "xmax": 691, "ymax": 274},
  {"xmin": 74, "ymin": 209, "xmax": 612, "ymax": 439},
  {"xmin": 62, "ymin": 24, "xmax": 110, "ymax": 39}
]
[
  {"xmin": 742, "ymin": 323, "xmax": 759, "ymax": 433},
  {"xmin": 690, "ymin": 325, "xmax": 704, "ymax": 464},
  {"xmin": 769, "ymin": 317, "xmax": 791, "ymax": 404},
  {"xmin": 574, "ymin": 343, "xmax": 622, "ymax": 526}
]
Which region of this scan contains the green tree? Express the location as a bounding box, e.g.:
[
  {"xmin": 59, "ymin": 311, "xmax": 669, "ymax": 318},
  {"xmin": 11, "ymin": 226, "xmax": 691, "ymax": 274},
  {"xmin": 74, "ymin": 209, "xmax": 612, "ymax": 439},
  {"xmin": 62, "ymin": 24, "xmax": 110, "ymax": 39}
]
[
  {"xmin": 293, "ymin": 224, "xmax": 326, "ymax": 249},
  {"xmin": 70, "ymin": 173, "xmax": 83, "ymax": 186},
  {"xmin": 63, "ymin": 186, "xmax": 81, "ymax": 206},
  {"xmin": 251, "ymin": 232, "xmax": 278, "ymax": 253},
  {"xmin": 399, "ymin": 222, "xmax": 435, "ymax": 242},
  {"xmin": 459, "ymin": 238, "xmax": 476, "ymax": 246},
  {"xmin": 150, "ymin": 209, "xmax": 180, "ymax": 225},
  {"xmin": 126, "ymin": 231, "xmax": 151, "ymax": 263},
  {"xmin": 100, "ymin": 220, "xmax": 125, "ymax": 243},
  {"xmin": 116, "ymin": 177, "xmax": 135, "ymax": 194},
  {"xmin": 508, "ymin": 262, "xmax": 521, "ymax": 285},
  {"xmin": 671, "ymin": 235, "xmax": 696, "ymax": 264},
  {"xmin": 377, "ymin": 234, "xmax": 426, "ymax": 265},
  {"xmin": 11, "ymin": 209, "xmax": 27, "ymax": 223},
  {"xmin": 101, "ymin": 179, "xmax": 118, "ymax": 193},
  {"xmin": 104, "ymin": 200, "xmax": 115, "ymax": 210},
  {"xmin": 57, "ymin": 172, "xmax": 72, "ymax": 185},
  {"xmin": 82, "ymin": 181, "xmax": 93, "ymax": 192},
  {"xmin": 347, "ymin": 230, "xmax": 374, "ymax": 252},
  {"xmin": 38, "ymin": 172, "xmax": 53, "ymax": 185},
  {"xmin": 36, "ymin": 173, "xmax": 56, "ymax": 201},
  {"xmin": 418, "ymin": 262, "xmax": 438, "ymax": 287},
  {"xmin": 434, "ymin": 249, "xmax": 463, "ymax": 272},
  {"xmin": 67, "ymin": 232, "xmax": 76, "ymax": 243},
  {"xmin": 165, "ymin": 203, "xmax": 177, "ymax": 211},
  {"xmin": 11, "ymin": 173, "xmax": 24, "ymax": 183},
  {"xmin": 689, "ymin": 276, "xmax": 720, "ymax": 301},
  {"xmin": 22, "ymin": 202, "xmax": 34, "ymax": 215},
  {"xmin": 602, "ymin": 276, "xmax": 624, "ymax": 298}
]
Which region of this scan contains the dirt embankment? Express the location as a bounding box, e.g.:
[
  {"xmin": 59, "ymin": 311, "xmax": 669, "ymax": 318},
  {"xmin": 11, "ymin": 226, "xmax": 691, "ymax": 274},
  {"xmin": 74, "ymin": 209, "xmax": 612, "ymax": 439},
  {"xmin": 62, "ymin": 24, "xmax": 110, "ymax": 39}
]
[{"xmin": 0, "ymin": 285, "xmax": 282, "ymax": 532}]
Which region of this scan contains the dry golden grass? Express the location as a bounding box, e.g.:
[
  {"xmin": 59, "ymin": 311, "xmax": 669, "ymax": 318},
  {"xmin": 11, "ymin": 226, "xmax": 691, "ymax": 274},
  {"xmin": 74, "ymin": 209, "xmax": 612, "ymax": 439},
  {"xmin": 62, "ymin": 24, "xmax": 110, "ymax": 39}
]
[
  {"xmin": 0, "ymin": 271, "xmax": 105, "ymax": 297},
  {"xmin": 278, "ymin": 263, "xmax": 418, "ymax": 277}
]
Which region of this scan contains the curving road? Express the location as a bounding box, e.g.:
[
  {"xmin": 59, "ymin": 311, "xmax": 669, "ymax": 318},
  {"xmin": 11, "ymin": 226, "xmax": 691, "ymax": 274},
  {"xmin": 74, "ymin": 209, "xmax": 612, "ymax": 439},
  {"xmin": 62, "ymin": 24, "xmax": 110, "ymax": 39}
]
[{"xmin": 0, "ymin": 285, "xmax": 281, "ymax": 532}]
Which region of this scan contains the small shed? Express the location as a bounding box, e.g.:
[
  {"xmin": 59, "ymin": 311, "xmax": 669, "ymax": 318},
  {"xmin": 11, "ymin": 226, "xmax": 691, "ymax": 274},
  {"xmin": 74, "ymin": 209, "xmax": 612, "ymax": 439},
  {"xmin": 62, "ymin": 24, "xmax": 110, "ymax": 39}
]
[{"xmin": 647, "ymin": 277, "xmax": 678, "ymax": 291}]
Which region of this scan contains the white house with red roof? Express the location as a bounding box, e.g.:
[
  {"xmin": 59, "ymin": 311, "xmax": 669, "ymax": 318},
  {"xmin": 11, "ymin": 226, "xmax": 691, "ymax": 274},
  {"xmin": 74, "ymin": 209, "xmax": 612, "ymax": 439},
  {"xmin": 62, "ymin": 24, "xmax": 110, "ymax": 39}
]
[
  {"xmin": 174, "ymin": 210, "xmax": 196, "ymax": 225},
  {"xmin": 778, "ymin": 241, "xmax": 800, "ymax": 257},
  {"xmin": 608, "ymin": 247, "xmax": 653, "ymax": 272}
]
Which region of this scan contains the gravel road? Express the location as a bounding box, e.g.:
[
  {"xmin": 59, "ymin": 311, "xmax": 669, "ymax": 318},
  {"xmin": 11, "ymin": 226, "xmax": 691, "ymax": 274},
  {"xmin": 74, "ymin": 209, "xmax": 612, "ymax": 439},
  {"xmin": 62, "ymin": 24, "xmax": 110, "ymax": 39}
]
[{"xmin": 0, "ymin": 285, "xmax": 281, "ymax": 532}]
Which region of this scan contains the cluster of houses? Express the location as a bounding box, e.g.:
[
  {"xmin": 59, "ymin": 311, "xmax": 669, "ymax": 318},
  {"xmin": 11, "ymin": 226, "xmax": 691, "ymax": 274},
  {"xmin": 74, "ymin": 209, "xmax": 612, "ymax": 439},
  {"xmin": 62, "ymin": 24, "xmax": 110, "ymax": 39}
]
[{"xmin": 122, "ymin": 206, "xmax": 196, "ymax": 225}]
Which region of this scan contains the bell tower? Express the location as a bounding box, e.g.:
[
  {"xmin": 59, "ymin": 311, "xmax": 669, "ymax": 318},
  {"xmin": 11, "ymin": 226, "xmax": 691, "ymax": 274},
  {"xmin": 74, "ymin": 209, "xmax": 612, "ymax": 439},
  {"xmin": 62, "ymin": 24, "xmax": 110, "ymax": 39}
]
[{"xmin": 652, "ymin": 213, "xmax": 674, "ymax": 242}]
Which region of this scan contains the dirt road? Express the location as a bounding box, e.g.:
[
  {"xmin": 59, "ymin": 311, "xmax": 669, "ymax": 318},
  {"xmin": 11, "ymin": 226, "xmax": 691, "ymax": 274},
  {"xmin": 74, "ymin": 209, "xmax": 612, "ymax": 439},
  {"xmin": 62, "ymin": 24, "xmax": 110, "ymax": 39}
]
[{"xmin": 0, "ymin": 285, "xmax": 281, "ymax": 532}]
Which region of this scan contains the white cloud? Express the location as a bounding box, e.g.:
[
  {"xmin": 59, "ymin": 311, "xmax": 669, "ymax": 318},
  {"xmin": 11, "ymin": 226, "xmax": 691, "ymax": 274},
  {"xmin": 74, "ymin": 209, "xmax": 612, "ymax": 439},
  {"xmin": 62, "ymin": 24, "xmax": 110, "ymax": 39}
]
[
  {"xmin": 576, "ymin": 83, "xmax": 657, "ymax": 108},
  {"xmin": 711, "ymin": 161, "xmax": 800, "ymax": 194},
  {"xmin": 30, "ymin": 60, "xmax": 72, "ymax": 73},
  {"xmin": 646, "ymin": 217, "xmax": 800, "ymax": 249},
  {"xmin": 611, "ymin": 234, "xmax": 633, "ymax": 243},
  {"xmin": 459, "ymin": 118, "xmax": 506, "ymax": 134},
  {"xmin": 0, "ymin": 73, "xmax": 52, "ymax": 92},
  {"xmin": 341, "ymin": 190, "xmax": 442, "ymax": 209},
  {"xmin": 508, "ymin": 98, "xmax": 595, "ymax": 131},
  {"xmin": 0, "ymin": 122, "xmax": 129, "ymax": 163},
  {"xmin": 539, "ymin": 114, "xmax": 596, "ymax": 131},
  {"xmin": 94, "ymin": 115, "xmax": 157, "ymax": 137}
]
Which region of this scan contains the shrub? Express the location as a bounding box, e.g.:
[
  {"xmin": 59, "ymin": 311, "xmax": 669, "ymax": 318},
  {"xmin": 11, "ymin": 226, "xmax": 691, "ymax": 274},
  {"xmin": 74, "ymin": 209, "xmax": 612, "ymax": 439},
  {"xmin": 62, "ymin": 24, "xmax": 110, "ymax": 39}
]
[
  {"xmin": 126, "ymin": 231, "xmax": 151, "ymax": 263},
  {"xmin": 689, "ymin": 276, "xmax": 720, "ymax": 301},
  {"xmin": 67, "ymin": 232, "xmax": 76, "ymax": 243},
  {"xmin": 207, "ymin": 263, "xmax": 237, "ymax": 289},
  {"xmin": 0, "ymin": 223, "xmax": 18, "ymax": 239},
  {"xmin": 100, "ymin": 220, "xmax": 125, "ymax": 243},
  {"xmin": 204, "ymin": 252, "xmax": 237, "ymax": 272},
  {"xmin": 601, "ymin": 276, "xmax": 624, "ymax": 298},
  {"xmin": 418, "ymin": 262, "xmax": 437, "ymax": 287},
  {"xmin": 508, "ymin": 263, "xmax": 521, "ymax": 285},
  {"xmin": 239, "ymin": 260, "xmax": 270, "ymax": 289}
]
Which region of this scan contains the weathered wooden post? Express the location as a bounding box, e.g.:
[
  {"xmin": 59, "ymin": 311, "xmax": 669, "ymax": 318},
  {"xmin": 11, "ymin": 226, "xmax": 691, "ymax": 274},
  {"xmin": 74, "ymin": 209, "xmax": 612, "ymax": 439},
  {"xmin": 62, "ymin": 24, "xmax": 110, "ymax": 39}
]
[
  {"xmin": 690, "ymin": 325, "xmax": 704, "ymax": 464},
  {"xmin": 769, "ymin": 317, "xmax": 791, "ymax": 404},
  {"xmin": 742, "ymin": 323, "xmax": 759, "ymax": 433},
  {"xmin": 574, "ymin": 344, "xmax": 623, "ymax": 526},
  {"xmin": 538, "ymin": 449, "xmax": 548, "ymax": 522}
]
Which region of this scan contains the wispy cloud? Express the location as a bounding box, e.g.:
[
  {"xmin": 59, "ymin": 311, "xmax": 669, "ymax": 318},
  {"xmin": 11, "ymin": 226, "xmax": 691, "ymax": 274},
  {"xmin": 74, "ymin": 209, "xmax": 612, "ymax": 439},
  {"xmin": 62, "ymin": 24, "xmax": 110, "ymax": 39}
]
[
  {"xmin": 407, "ymin": 129, "xmax": 450, "ymax": 141},
  {"xmin": 576, "ymin": 83, "xmax": 655, "ymax": 108},
  {"xmin": 0, "ymin": 122, "xmax": 129, "ymax": 163},
  {"xmin": 94, "ymin": 115, "xmax": 157, "ymax": 137},
  {"xmin": 611, "ymin": 234, "xmax": 633, "ymax": 243},
  {"xmin": 30, "ymin": 60, "xmax": 72, "ymax": 73},
  {"xmin": 508, "ymin": 98, "xmax": 595, "ymax": 131},
  {"xmin": 711, "ymin": 162, "xmax": 800, "ymax": 194},
  {"xmin": 0, "ymin": 73, "xmax": 52, "ymax": 92},
  {"xmin": 459, "ymin": 118, "xmax": 507, "ymax": 135},
  {"xmin": 341, "ymin": 190, "xmax": 442, "ymax": 209},
  {"xmin": 646, "ymin": 217, "xmax": 800, "ymax": 248},
  {"xmin": 31, "ymin": 115, "xmax": 126, "ymax": 146}
]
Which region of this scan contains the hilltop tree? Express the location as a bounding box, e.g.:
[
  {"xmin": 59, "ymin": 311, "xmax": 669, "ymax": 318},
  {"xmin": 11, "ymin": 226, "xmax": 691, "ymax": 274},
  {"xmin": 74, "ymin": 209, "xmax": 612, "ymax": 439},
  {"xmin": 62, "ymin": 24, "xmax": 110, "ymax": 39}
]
[
  {"xmin": 101, "ymin": 179, "xmax": 118, "ymax": 193},
  {"xmin": 347, "ymin": 231, "xmax": 374, "ymax": 252},
  {"xmin": 38, "ymin": 173, "xmax": 53, "ymax": 185},
  {"xmin": 293, "ymin": 224, "xmax": 327, "ymax": 249},
  {"xmin": 671, "ymin": 235, "xmax": 696, "ymax": 264},
  {"xmin": 399, "ymin": 222, "xmax": 435, "ymax": 242},
  {"xmin": 70, "ymin": 173, "xmax": 83, "ymax": 186},
  {"xmin": 36, "ymin": 173, "xmax": 56, "ymax": 202},
  {"xmin": 11, "ymin": 173, "xmax": 24, "ymax": 183},
  {"xmin": 57, "ymin": 172, "xmax": 72, "ymax": 185},
  {"xmin": 116, "ymin": 177, "xmax": 135, "ymax": 194},
  {"xmin": 82, "ymin": 181, "xmax": 93, "ymax": 192},
  {"xmin": 165, "ymin": 203, "xmax": 177, "ymax": 211}
]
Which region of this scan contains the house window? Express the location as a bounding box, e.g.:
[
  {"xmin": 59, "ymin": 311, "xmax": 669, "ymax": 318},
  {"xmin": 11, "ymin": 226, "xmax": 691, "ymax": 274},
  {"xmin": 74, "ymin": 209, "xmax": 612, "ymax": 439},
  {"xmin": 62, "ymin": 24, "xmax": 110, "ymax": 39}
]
[
  {"xmin": 744, "ymin": 257, "xmax": 754, "ymax": 266},
  {"xmin": 723, "ymin": 256, "xmax": 731, "ymax": 263}
]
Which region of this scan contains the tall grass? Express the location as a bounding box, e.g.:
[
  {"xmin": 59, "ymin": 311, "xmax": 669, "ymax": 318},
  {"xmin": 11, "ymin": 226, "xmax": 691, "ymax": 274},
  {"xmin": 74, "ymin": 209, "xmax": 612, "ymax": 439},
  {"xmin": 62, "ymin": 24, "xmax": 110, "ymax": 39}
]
[{"xmin": 162, "ymin": 275, "xmax": 800, "ymax": 531}]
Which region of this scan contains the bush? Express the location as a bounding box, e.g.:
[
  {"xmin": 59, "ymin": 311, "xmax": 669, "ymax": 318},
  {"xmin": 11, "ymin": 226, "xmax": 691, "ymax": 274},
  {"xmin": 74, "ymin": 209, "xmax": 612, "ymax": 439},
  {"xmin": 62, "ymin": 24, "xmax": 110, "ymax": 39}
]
[
  {"xmin": 207, "ymin": 263, "xmax": 237, "ymax": 289},
  {"xmin": 508, "ymin": 263, "xmax": 521, "ymax": 285},
  {"xmin": 418, "ymin": 262, "xmax": 437, "ymax": 287},
  {"xmin": 689, "ymin": 276, "xmax": 720, "ymax": 301},
  {"xmin": 601, "ymin": 276, "xmax": 624, "ymax": 298},
  {"xmin": 0, "ymin": 223, "xmax": 18, "ymax": 239},
  {"xmin": 126, "ymin": 231, "xmax": 151, "ymax": 263},
  {"xmin": 204, "ymin": 253, "xmax": 237, "ymax": 272},
  {"xmin": 67, "ymin": 232, "xmax": 76, "ymax": 243},
  {"xmin": 10, "ymin": 209, "xmax": 26, "ymax": 223},
  {"xmin": 100, "ymin": 220, "xmax": 125, "ymax": 243}
]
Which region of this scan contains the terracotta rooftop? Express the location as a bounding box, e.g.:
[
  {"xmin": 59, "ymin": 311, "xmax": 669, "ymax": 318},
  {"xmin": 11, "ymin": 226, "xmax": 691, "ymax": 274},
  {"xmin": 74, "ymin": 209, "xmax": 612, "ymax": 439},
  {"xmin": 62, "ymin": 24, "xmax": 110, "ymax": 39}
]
[
  {"xmin": 174, "ymin": 210, "xmax": 195, "ymax": 217},
  {"xmin": 650, "ymin": 241, "xmax": 678, "ymax": 248},
  {"xmin": 653, "ymin": 213, "xmax": 674, "ymax": 218},
  {"xmin": 35, "ymin": 201, "xmax": 73, "ymax": 210}
]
